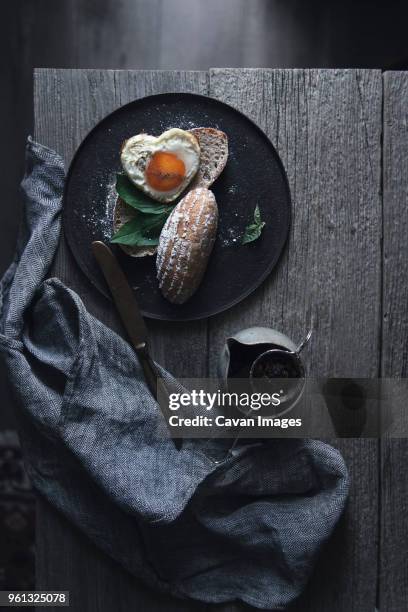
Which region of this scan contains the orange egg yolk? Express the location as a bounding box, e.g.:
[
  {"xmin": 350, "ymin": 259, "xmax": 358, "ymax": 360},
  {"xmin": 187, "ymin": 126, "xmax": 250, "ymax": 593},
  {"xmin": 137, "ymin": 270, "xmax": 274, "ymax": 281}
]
[{"xmin": 145, "ymin": 151, "xmax": 186, "ymax": 192}]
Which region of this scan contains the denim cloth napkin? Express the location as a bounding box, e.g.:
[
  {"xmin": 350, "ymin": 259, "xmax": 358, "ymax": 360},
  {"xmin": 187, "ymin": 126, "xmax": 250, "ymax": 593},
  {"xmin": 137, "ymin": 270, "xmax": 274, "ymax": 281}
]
[{"xmin": 0, "ymin": 139, "xmax": 349, "ymax": 610}]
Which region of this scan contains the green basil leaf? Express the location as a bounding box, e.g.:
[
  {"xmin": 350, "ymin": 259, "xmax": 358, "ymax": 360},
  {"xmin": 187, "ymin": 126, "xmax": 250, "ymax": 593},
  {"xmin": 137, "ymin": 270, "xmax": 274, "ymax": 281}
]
[
  {"xmin": 110, "ymin": 210, "xmax": 169, "ymax": 247},
  {"xmin": 138, "ymin": 211, "xmax": 169, "ymax": 237},
  {"xmin": 242, "ymin": 205, "xmax": 266, "ymax": 245},
  {"xmin": 110, "ymin": 217, "xmax": 159, "ymax": 246},
  {"xmin": 116, "ymin": 174, "xmax": 173, "ymax": 215}
]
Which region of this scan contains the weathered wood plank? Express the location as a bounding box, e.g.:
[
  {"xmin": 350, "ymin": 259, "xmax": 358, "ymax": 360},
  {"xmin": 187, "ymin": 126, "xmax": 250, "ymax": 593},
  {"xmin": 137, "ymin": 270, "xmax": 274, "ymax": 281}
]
[
  {"xmin": 34, "ymin": 69, "xmax": 213, "ymax": 612},
  {"xmin": 209, "ymin": 68, "xmax": 382, "ymax": 611},
  {"xmin": 208, "ymin": 68, "xmax": 382, "ymax": 377},
  {"xmin": 380, "ymin": 71, "xmax": 408, "ymax": 611},
  {"xmin": 382, "ymin": 72, "xmax": 408, "ymax": 378}
]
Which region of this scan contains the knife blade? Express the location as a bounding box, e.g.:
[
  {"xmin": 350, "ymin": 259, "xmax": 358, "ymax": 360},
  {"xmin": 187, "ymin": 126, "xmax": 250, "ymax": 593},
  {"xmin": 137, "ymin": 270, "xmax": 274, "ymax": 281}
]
[{"xmin": 92, "ymin": 241, "xmax": 181, "ymax": 450}]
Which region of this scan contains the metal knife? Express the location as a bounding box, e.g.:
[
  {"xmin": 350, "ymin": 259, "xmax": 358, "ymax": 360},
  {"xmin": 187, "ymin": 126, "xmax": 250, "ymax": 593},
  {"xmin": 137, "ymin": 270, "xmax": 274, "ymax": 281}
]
[{"xmin": 92, "ymin": 241, "xmax": 181, "ymax": 450}]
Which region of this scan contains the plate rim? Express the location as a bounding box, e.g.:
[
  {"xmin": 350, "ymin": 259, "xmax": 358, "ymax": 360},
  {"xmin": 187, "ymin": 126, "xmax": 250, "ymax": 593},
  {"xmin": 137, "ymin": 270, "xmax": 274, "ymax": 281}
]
[{"xmin": 62, "ymin": 91, "xmax": 292, "ymax": 321}]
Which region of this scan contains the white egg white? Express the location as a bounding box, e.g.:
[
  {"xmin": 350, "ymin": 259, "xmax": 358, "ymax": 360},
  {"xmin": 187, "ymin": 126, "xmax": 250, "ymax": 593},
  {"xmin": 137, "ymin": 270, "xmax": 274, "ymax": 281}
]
[{"xmin": 120, "ymin": 128, "xmax": 200, "ymax": 203}]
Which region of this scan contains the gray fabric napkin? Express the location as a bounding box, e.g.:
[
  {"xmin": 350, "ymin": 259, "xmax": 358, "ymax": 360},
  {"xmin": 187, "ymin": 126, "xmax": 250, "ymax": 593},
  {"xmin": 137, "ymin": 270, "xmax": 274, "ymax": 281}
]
[{"xmin": 0, "ymin": 139, "xmax": 349, "ymax": 610}]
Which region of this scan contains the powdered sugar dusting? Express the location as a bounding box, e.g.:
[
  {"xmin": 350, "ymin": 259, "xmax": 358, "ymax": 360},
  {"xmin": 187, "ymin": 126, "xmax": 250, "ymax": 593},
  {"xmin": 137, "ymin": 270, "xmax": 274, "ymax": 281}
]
[{"xmin": 75, "ymin": 172, "xmax": 117, "ymax": 241}]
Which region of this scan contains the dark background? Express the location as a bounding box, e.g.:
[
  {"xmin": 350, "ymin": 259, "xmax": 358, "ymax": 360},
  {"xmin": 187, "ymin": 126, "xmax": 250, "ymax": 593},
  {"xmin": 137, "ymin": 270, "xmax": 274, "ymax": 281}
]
[{"xmin": 1, "ymin": 0, "xmax": 408, "ymax": 592}]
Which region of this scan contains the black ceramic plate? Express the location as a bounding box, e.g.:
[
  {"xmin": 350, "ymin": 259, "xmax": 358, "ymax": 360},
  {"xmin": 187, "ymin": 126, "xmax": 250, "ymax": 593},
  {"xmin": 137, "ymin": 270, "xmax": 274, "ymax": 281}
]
[{"xmin": 63, "ymin": 93, "xmax": 291, "ymax": 321}]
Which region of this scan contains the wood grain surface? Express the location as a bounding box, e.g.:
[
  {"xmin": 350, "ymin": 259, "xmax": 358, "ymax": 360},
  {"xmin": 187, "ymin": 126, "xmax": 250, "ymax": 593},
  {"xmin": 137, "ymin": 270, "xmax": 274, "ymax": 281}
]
[
  {"xmin": 209, "ymin": 68, "xmax": 382, "ymax": 612},
  {"xmin": 380, "ymin": 71, "xmax": 408, "ymax": 612},
  {"xmin": 32, "ymin": 68, "xmax": 405, "ymax": 612},
  {"xmin": 34, "ymin": 68, "xmax": 215, "ymax": 612}
]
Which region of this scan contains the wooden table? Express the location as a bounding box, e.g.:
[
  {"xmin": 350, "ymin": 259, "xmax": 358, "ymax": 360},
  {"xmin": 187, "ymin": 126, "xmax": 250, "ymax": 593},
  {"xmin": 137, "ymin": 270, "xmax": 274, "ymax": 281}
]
[{"xmin": 33, "ymin": 68, "xmax": 408, "ymax": 611}]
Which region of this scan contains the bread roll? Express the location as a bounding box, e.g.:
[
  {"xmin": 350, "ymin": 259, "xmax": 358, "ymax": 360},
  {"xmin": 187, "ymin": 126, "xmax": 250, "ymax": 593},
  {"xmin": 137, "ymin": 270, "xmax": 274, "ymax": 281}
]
[{"xmin": 156, "ymin": 188, "xmax": 218, "ymax": 304}]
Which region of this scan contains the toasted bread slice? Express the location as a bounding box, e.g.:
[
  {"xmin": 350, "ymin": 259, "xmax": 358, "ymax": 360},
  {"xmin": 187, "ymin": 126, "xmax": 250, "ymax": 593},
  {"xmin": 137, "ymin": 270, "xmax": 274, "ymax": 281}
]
[
  {"xmin": 113, "ymin": 197, "xmax": 157, "ymax": 258},
  {"xmin": 188, "ymin": 128, "xmax": 228, "ymax": 188}
]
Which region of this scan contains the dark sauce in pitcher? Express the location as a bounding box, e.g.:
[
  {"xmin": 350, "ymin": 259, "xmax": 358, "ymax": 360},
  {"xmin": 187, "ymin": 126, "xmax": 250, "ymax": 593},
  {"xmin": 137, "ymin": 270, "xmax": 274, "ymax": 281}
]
[
  {"xmin": 252, "ymin": 351, "xmax": 301, "ymax": 380},
  {"xmin": 228, "ymin": 341, "xmax": 277, "ymax": 378},
  {"xmin": 227, "ymin": 339, "xmax": 305, "ymax": 411},
  {"xmin": 228, "ymin": 340, "xmax": 303, "ymax": 382}
]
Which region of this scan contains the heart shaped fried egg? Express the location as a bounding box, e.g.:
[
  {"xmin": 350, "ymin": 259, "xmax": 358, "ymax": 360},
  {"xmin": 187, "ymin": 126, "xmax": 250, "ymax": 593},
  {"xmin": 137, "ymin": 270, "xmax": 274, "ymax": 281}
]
[{"xmin": 120, "ymin": 128, "xmax": 200, "ymax": 203}]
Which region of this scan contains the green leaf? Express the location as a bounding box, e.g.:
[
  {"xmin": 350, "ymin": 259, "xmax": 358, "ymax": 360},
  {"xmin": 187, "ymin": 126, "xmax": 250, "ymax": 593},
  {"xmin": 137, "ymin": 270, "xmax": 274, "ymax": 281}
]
[
  {"xmin": 110, "ymin": 210, "xmax": 169, "ymax": 247},
  {"xmin": 111, "ymin": 217, "xmax": 159, "ymax": 246},
  {"xmin": 116, "ymin": 174, "xmax": 173, "ymax": 215},
  {"xmin": 242, "ymin": 205, "xmax": 266, "ymax": 245},
  {"xmin": 139, "ymin": 211, "xmax": 170, "ymax": 236}
]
